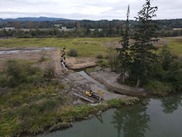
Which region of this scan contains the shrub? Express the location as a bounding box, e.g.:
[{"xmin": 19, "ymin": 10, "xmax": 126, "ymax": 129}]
[
  {"xmin": 145, "ymin": 80, "xmax": 172, "ymax": 96},
  {"xmin": 96, "ymin": 54, "xmax": 103, "ymax": 59},
  {"xmin": 0, "ymin": 73, "xmax": 7, "ymax": 87},
  {"xmin": 39, "ymin": 56, "xmax": 49, "ymax": 63},
  {"xmin": 107, "ymin": 47, "xmax": 120, "ymax": 72},
  {"xmin": 1, "ymin": 60, "xmax": 43, "ymax": 88},
  {"xmin": 96, "ymin": 59, "xmax": 109, "ymax": 68},
  {"xmin": 105, "ymin": 55, "xmax": 109, "ymax": 59},
  {"xmin": 107, "ymin": 97, "xmax": 139, "ymax": 107},
  {"xmin": 43, "ymin": 66, "xmax": 56, "ymax": 80},
  {"xmin": 67, "ymin": 49, "xmax": 78, "ymax": 57}
]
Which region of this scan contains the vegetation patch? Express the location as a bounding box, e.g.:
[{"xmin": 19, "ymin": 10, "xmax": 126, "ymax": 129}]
[
  {"xmin": 67, "ymin": 49, "xmax": 78, "ymax": 57},
  {"xmin": 145, "ymin": 81, "xmax": 172, "ymax": 96},
  {"xmin": 0, "ymin": 59, "xmax": 140, "ymax": 137},
  {"xmin": 167, "ymin": 38, "xmax": 182, "ymax": 56},
  {"xmin": 96, "ymin": 54, "xmax": 104, "ymax": 59}
]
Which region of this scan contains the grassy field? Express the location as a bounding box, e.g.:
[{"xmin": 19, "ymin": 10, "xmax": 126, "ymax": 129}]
[
  {"xmin": 0, "ymin": 37, "xmax": 181, "ymax": 57},
  {"xmin": 0, "ymin": 37, "xmax": 120, "ymax": 57}
]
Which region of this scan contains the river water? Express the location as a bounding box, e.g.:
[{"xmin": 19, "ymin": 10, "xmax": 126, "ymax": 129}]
[{"xmin": 37, "ymin": 94, "xmax": 182, "ymax": 137}]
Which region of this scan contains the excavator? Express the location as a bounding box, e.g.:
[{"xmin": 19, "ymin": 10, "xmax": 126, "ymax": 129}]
[{"xmin": 84, "ymin": 90, "xmax": 103, "ymax": 101}]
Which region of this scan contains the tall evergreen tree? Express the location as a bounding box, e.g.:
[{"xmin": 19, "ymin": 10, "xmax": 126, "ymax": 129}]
[
  {"xmin": 118, "ymin": 5, "xmax": 131, "ymax": 83},
  {"xmin": 130, "ymin": 0, "xmax": 158, "ymax": 87}
]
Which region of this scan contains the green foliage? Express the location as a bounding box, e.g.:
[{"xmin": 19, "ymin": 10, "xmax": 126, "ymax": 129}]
[
  {"xmin": 130, "ymin": 0, "xmax": 158, "ymax": 87},
  {"xmin": 0, "ymin": 60, "xmax": 43, "ymax": 88},
  {"xmin": 0, "ymin": 60, "xmax": 58, "ymax": 88},
  {"xmin": 106, "ymin": 97, "xmax": 139, "ymax": 108},
  {"xmin": 145, "ymin": 46, "xmax": 182, "ymax": 94},
  {"xmin": 0, "ymin": 74, "xmax": 7, "ymax": 87},
  {"xmin": 96, "ymin": 59, "xmax": 109, "ymax": 68},
  {"xmin": 159, "ymin": 47, "xmax": 182, "ymax": 91},
  {"xmin": 145, "ymin": 80, "xmax": 172, "ymax": 96},
  {"xmin": 107, "ymin": 47, "xmax": 120, "ymax": 72},
  {"xmin": 43, "ymin": 65, "xmax": 56, "ymax": 80},
  {"xmin": 0, "ymin": 81, "xmax": 67, "ymax": 136},
  {"xmin": 59, "ymin": 97, "xmax": 139, "ymax": 123},
  {"xmin": 67, "ymin": 49, "xmax": 78, "ymax": 57},
  {"xmin": 159, "ymin": 45, "xmax": 175, "ymax": 70},
  {"xmin": 118, "ymin": 5, "xmax": 131, "ymax": 84},
  {"xmin": 39, "ymin": 56, "xmax": 49, "ymax": 63},
  {"xmin": 164, "ymin": 58, "xmax": 182, "ymax": 91},
  {"xmin": 112, "ymin": 1, "xmax": 182, "ymax": 94},
  {"xmin": 59, "ymin": 105, "xmax": 103, "ymax": 122},
  {"xmin": 96, "ymin": 54, "xmax": 104, "ymax": 59}
]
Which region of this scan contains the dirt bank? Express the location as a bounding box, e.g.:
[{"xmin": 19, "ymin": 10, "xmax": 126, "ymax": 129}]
[{"xmin": 88, "ymin": 69, "xmax": 149, "ymax": 96}]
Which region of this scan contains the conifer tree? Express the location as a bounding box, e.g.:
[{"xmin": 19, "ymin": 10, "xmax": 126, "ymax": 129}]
[
  {"xmin": 130, "ymin": 0, "xmax": 158, "ymax": 87},
  {"xmin": 118, "ymin": 5, "xmax": 131, "ymax": 83}
]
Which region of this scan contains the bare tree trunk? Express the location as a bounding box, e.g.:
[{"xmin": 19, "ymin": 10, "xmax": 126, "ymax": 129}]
[
  {"xmin": 136, "ymin": 79, "xmax": 140, "ymax": 88},
  {"xmin": 122, "ymin": 73, "xmax": 125, "ymax": 84}
]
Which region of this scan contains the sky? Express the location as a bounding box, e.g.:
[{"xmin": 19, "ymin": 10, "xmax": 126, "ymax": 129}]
[{"xmin": 0, "ymin": 0, "xmax": 181, "ymax": 20}]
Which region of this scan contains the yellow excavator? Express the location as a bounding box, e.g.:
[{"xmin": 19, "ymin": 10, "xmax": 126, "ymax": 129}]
[
  {"xmin": 84, "ymin": 90, "xmax": 103, "ymax": 101},
  {"xmin": 85, "ymin": 90, "xmax": 93, "ymax": 97}
]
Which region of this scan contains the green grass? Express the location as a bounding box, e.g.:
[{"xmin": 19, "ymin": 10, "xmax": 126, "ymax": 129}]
[
  {"xmin": 0, "ymin": 37, "xmax": 120, "ymax": 57},
  {"xmin": 0, "ymin": 85, "xmax": 65, "ymax": 136},
  {"xmin": 167, "ymin": 37, "xmax": 182, "ymax": 56},
  {"xmin": 0, "ymin": 37, "xmax": 181, "ymax": 57}
]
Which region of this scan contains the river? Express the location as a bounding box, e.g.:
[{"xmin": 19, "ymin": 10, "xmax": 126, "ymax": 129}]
[{"xmin": 36, "ymin": 94, "xmax": 182, "ymax": 137}]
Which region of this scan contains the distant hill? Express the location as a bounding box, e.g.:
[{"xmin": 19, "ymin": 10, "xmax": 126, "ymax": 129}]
[{"xmin": 0, "ymin": 17, "xmax": 70, "ymax": 22}]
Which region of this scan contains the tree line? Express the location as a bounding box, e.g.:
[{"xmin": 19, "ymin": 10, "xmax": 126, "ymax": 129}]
[{"xmin": 0, "ymin": 18, "xmax": 182, "ymax": 38}]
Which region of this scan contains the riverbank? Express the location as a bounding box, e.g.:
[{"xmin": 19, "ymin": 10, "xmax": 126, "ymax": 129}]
[
  {"xmin": 47, "ymin": 97, "xmax": 139, "ymax": 133},
  {"xmin": 36, "ymin": 94, "xmax": 182, "ymax": 137},
  {"xmin": 0, "ymin": 85, "xmax": 139, "ymax": 137}
]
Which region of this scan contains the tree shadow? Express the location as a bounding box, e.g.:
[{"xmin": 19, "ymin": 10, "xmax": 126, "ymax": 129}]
[
  {"xmin": 161, "ymin": 94, "xmax": 182, "ymax": 113},
  {"xmin": 112, "ymin": 100, "xmax": 150, "ymax": 137}
]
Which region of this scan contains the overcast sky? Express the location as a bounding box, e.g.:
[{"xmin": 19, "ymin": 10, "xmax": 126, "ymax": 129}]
[{"xmin": 0, "ymin": 0, "xmax": 181, "ymax": 20}]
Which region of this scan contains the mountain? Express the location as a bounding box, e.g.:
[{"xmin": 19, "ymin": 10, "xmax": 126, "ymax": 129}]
[{"xmin": 1, "ymin": 17, "xmax": 70, "ymax": 22}]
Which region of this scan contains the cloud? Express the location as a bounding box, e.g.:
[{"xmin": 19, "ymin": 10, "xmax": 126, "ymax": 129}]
[{"xmin": 0, "ymin": 0, "xmax": 181, "ymax": 20}]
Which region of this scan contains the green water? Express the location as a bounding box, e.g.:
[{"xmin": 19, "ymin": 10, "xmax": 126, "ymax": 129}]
[{"xmin": 37, "ymin": 94, "xmax": 182, "ymax": 137}]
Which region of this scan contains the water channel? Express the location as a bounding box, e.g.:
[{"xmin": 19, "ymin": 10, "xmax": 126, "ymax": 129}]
[
  {"xmin": 37, "ymin": 94, "xmax": 182, "ymax": 137},
  {"xmin": 0, "ymin": 47, "xmax": 55, "ymax": 55}
]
